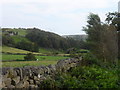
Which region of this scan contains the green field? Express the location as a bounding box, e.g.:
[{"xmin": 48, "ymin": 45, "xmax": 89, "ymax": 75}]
[
  {"xmin": 2, "ymin": 46, "xmax": 42, "ymax": 55},
  {"xmin": 2, "ymin": 54, "xmax": 69, "ymax": 61},
  {"xmin": 39, "ymin": 48, "xmax": 64, "ymax": 54},
  {"xmin": 2, "ymin": 54, "xmax": 69, "ymax": 67},
  {"xmin": 2, "ymin": 60, "xmax": 57, "ymax": 67}
]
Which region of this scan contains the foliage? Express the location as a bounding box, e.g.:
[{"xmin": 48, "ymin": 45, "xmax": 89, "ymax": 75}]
[
  {"xmin": 25, "ymin": 28, "xmax": 84, "ymax": 50},
  {"xmin": 40, "ymin": 65, "xmax": 118, "ymax": 89},
  {"xmin": 26, "ymin": 28, "xmax": 68, "ymax": 50},
  {"xmin": 11, "ymin": 35, "xmax": 29, "ymax": 44},
  {"xmin": 81, "ymin": 52, "xmax": 100, "ymax": 66},
  {"xmin": 106, "ymin": 12, "xmax": 120, "ymax": 59},
  {"xmin": 83, "ymin": 13, "xmax": 118, "ymax": 64},
  {"xmin": 2, "ymin": 28, "xmax": 86, "ymax": 52},
  {"xmin": 24, "ymin": 53, "xmax": 36, "ymax": 61},
  {"xmin": 16, "ymin": 40, "xmax": 39, "ymax": 52},
  {"xmin": 68, "ymin": 48, "xmax": 88, "ymax": 58},
  {"xmin": 2, "ymin": 35, "xmax": 15, "ymax": 47},
  {"xmin": 69, "ymin": 65, "xmax": 118, "ymax": 88}
]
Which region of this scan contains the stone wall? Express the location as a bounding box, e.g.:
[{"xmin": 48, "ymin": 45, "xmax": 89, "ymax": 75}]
[{"xmin": 0, "ymin": 58, "xmax": 82, "ymax": 88}]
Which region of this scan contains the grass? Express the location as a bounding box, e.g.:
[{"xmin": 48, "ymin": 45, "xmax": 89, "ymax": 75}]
[
  {"xmin": 11, "ymin": 35, "xmax": 29, "ymax": 43},
  {"xmin": 2, "ymin": 54, "xmax": 69, "ymax": 61},
  {"xmin": 2, "ymin": 54, "xmax": 69, "ymax": 67},
  {"xmin": 2, "ymin": 46, "xmax": 30, "ymax": 54},
  {"xmin": 2, "ymin": 61, "xmax": 57, "ymax": 67},
  {"xmin": 2, "ymin": 46, "xmax": 42, "ymax": 55},
  {"xmin": 9, "ymin": 29, "xmax": 27, "ymax": 36},
  {"xmin": 39, "ymin": 48, "xmax": 63, "ymax": 54}
]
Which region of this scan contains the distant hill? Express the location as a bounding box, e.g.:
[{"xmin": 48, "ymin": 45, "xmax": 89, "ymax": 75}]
[
  {"xmin": 62, "ymin": 34, "xmax": 88, "ymax": 41},
  {"xmin": 2, "ymin": 28, "xmax": 84, "ymax": 51}
]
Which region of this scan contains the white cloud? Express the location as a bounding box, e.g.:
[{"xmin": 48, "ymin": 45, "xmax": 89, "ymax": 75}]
[{"xmin": 1, "ymin": 0, "xmax": 119, "ymax": 35}]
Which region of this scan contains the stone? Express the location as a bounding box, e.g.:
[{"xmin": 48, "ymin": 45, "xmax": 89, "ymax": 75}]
[
  {"xmin": 1, "ymin": 67, "xmax": 10, "ymax": 75},
  {"xmin": 12, "ymin": 76, "xmax": 20, "ymax": 85},
  {"xmin": 23, "ymin": 76, "xmax": 29, "ymax": 82},
  {"xmin": 34, "ymin": 76, "xmax": 39, "ymax": 81},
  {"xmin": 39, "ymin": 76, "xmax": 46, "ymax": 81},
  {"xmin": 35, "ymin": 80, "xmax": 40, "ymax": 85},
  {"xmin": 29, "ymin": 85, "xmax": 36, "ymax": 88},
  {"xmin": 48, "ymin": 65, "xmax": 56, "ymax": 75},
  {"xmin": 3, "ymin": 78, "xmax": 11, "ymax": 87},
  {"xmin": 1, "ymin": 58, "xmax": 81, "ymax": 88},
  {"xmin": 15, "ymin": 81, "xmax": 24, "ymax": 88},
  {"xmin": 7, "ymin": 85, "xmax": 15, "ymax": 88},
  {"xmin": 29, "ymin": 79, "xmax": 34, "ymax": 84},
  {"xmin": 7, "ymin": 68, "xmax": 17, "ymax": 78},
  {"xmin": 23, "ymin": 81, "xmax": 29, "ymax": 88},
  {"xmin": 14, "ymin": 67, "xmax": 23, "ymax": 79},
  {"xmin": 0, "ymin": 82, "xmax": 5, "ymax": 88}
]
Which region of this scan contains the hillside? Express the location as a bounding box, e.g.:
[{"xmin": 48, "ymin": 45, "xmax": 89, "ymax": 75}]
[
  {"xmin": 62, "ymin": 34, "xmax": 88, "ymax": 41},
  {"xmin": 2, "ymin": 46, "xmax": 42, "ymax": 55},
  {"xmin": 2, "ymin": 28, "xmax": 86, "ymax": 53}
]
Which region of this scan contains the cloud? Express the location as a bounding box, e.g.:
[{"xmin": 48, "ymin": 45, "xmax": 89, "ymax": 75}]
[{"xmin": 1, "ymin": 0, "xmax": 119, "ymax": 35}]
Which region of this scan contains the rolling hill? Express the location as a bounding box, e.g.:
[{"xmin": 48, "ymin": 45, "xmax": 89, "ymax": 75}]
[{"xmin": 62, "ymin": 34, "xmax": 88, "ymax": 41}]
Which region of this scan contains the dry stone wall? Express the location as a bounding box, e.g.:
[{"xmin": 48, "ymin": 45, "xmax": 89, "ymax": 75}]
[{"xmin": 0, "ymin": 58, "xmax": 82, "ymax": 89}]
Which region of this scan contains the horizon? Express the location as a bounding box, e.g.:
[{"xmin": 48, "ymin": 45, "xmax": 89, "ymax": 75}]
[
  {"xmin": 1, "ymin": 27, "xmax": 87, "ymax": 36},
  {"xmin": 0, "ymin": 0, "xmax": 118, "ymax": 35}
]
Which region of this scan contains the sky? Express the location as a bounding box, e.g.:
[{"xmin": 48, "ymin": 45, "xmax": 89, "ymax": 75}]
[{"xmin": 0, "ymin": 0, "xmax": 119, "ymax": 35}]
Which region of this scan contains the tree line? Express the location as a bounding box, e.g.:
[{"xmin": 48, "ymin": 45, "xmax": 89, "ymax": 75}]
[{"xmin": 25, "ymin": 28, "xmax": 87, "ymax": 50}]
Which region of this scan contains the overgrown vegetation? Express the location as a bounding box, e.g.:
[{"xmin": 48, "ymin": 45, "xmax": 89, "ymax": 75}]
[
  {"xmin": 40, "ymin": 62, "xmax": 119, "ymax": 88},
  {"xmin": 37, "ymin": 12, "xmax": 120, "ymax": 89}
]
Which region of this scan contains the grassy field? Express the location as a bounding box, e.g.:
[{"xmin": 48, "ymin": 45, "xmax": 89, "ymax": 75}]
[
  {"xmin": 39, "ymin": 48, "xmax": 63, "ymax": 54},
  {"xmin": 2, "ymin": 60, "xmax": 57, "ymax": 67},
  {"xmin": 2, "ymin": 55, "xmax": 69, "ymax": 67},
  {"xmin": 2, "ymin": 54, "xmax": 69, "ymax": 61},
  {"xmin": 2, "ymin": 46, "xmax": 42, "ymax": 55}
]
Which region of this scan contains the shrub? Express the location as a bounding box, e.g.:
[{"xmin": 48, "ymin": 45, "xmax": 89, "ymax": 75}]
[
  {"xmin": 38, "ymin": 65, "xmax": 118, "ymax": 89},
  {"xmin": 69, "ymin": 53, "xmax": 81, "ymax": 58},
  {"xmin": 81, "ymin": 52, "xmax": 101, "ymax": 66},
  {"xmin": 69, "ymin": 65, "xmax": 118, "ymax": 88},
  {"xmin": 24, "ymin": 53, "xmax": 36, "ymax": 61}
]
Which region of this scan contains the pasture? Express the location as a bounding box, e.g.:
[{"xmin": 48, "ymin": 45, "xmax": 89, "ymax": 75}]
[
  {"xmin": 2, "ymin": 54, "xmax": 69, "ymax": 67},
  {"xmin": 2, "ymin": 61, "xmax": 57, "ymax": 67},
  {"xmin": 2, "ymin": 46, "xmax": 42, "ymax": 55},
  {"xmin": 2, "ymin": 54, "xmax": 69, "ymax": 61}
]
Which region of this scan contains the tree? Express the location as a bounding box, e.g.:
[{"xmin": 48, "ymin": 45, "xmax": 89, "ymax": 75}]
[
  {"xmin": 106, "ymin": 12, "xmax": 120, "ymax": 59},
  {"xmin": 83, "ymin": 13, "xmax": 103, "ymax": 59},
  {"xmin": 24, "ymin": 53, "xmax": 36, "ymax": 61},
  {"xmin": 25, "ymin": 28, "xmax": 78, "ymax": 50},
  {"xmin": 16, "ymin": 40, "xmax": 39, "ymax": 52},
  {"xmin": 2, "ymin": 35, "xmax": 15, "ymax": 47},
  {"xmin": 83, "ymin": 13, "xmax": 118, "ymax": 64}
]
